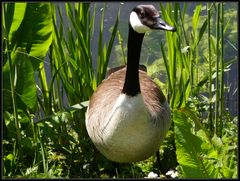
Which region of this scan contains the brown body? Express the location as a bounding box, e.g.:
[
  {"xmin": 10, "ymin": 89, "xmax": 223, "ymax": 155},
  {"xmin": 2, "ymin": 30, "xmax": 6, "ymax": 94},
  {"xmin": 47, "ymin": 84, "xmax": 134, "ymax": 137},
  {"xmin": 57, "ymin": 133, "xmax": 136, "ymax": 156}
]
[{"xmin": 86, "ymin": 67, "xmax": 171, "ymax": 162}]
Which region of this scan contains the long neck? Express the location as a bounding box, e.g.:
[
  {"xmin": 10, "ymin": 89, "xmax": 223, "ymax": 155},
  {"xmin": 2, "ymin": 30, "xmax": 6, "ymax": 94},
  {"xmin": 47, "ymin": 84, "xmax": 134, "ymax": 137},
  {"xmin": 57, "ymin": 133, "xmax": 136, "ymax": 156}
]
[{"xmin": 122, "ymin": 25, "xmax": 145, "ymax": 96}]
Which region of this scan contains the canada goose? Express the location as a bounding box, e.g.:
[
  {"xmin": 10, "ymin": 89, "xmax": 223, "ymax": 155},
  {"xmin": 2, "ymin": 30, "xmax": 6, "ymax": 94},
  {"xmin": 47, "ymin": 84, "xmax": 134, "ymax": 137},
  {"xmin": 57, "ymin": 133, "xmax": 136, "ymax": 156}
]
[{"xmin": 86, "ymin": 4, "xmax": 176, "ymax": 163}]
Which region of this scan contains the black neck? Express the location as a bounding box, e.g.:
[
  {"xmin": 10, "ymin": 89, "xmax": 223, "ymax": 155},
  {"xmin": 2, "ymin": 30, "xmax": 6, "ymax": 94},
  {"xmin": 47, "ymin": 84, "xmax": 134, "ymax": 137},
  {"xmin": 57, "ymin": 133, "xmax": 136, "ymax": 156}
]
[{"xmin": 122, "ymin": 25, "xmax": 145, "ymax": 96}]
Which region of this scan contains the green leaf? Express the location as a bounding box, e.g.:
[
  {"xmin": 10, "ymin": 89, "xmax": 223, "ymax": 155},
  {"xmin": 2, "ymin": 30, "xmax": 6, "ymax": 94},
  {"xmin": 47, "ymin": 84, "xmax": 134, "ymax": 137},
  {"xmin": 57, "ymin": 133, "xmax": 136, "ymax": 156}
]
[
  {"xmin": 6, "ymin": 154, "xmax": 14, "ymax": 161},
  {"xmin": 196, "ymin": 19, "xmax": 208, "ymax": 46},
  {"xmin": 9, "ymin": 3, "xmax": 53, "ymax": 69},
  {"xmin": 160, "ymin": 42, "xmax": 172, "ymax": 93},
  {"xmin": 174, "ymin": 109, "xmax": 203, "ymax": 178},
  {"xmin": 192, "ymin": 5, "xmax": 202, "ymax": 32},
  {"xmin": 8, "ymin": 3, "xmax": 27, "ymax": 42},
  {"xmin": 173, "ymin": 108, "xmax": 218, "ymax": 178},
  {"xmin": 18, "ymin": 109, "xmax": 31, "ymax": 123},
  {"xmin": 14, "ymin": 51, "xmax": 37, "ymax": 110},
  {"xmin": 68, "ymin": 101, "xmax": 89, "ymax": 111},
  {"xmin": 3, "ymin": 49, "xmax": 37, "ymax": 111}
]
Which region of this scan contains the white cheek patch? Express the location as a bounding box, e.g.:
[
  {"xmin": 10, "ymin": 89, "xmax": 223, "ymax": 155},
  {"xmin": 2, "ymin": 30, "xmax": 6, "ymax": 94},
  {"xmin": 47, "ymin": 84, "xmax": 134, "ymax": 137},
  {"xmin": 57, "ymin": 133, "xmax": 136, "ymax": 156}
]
[{"xmin": 129, "ymin": 12, "xmax": 151, "ymax": 34}]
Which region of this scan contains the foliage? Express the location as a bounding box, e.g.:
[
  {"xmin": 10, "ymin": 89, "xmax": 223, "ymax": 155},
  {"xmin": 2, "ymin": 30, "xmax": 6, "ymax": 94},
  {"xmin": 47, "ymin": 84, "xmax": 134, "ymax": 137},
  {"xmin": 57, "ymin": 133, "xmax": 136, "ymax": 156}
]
[
  {"xmin": 173, "ymin": 108, "xmax": 237, "ymax": 178},
  {"xmin": 2, "ymin": 2, "xmax": 238, "ymax": 179},
  {"xmin": 3, "ymin": 2, "xmax": 53, "ymax": 177},
  {"xmin": 159, "ymin": 2, "xmax": 238, "ymax": 178}
]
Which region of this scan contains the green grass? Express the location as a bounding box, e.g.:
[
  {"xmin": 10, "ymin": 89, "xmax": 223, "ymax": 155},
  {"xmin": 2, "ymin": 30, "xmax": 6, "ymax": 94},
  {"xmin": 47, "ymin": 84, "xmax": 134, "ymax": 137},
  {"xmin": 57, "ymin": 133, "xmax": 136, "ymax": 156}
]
[{"xmin": 2, "ymin": 2, "xmax": 238, "ymax": 178}]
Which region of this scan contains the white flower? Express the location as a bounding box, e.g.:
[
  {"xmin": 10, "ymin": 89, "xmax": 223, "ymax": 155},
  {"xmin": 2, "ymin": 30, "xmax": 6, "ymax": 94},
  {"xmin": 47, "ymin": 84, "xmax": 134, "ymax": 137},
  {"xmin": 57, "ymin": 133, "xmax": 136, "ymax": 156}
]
[
  {"xmin": 181, "ymin": 46, "xmax": 190, "ymax": 53},
  {"xmin": 166, "ymin": 169, "xmax": 179, "ymax": 178},
  {"xmin": 82, "ymin": 163, "xmax": 90, "ymax": 170},
  {"xmin": 145, "ymin": 171, "xmax": 158, "ymax": 178}
]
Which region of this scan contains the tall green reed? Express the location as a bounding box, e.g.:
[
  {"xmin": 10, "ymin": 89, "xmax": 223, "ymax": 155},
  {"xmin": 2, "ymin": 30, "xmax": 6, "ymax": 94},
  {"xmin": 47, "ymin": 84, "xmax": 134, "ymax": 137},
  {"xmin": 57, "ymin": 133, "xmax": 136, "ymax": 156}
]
[
  {"xmin": 50, "ymin": 2, "xmax": 119, "ymax": 106},
  {"xmin": 160, "ymin": 2, "xmax": 227, "ymax": 132},
  {"xmin": 219, "ymin": 3, "xmax": 224, "ymax": 137},
  {"xmin": 48, "ymin": 3, "xmax": 119, "ymax": 144},
  {"xmin": 207, "ymin": 3, "xmax": 214, "ymax": 134},
  {"xmin": 27, "ymin": 4, "xmax": 119, "ymax": 177},
  {"xmin": 160, "ymin": 2, "xmax": 237, "ymax": 178},
  {"xmin": 215, "ymin": 3, "xmax": 220, "ymax": 136},
  {"xmin": 208, "ymin": 3, "xmax": 225, "ymax": 137}
]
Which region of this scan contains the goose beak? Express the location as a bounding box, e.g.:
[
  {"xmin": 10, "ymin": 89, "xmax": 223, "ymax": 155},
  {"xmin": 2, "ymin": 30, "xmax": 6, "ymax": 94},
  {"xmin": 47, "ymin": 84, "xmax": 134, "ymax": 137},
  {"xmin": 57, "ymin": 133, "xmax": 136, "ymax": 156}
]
[{"xmin": 152, "ymin": 17, "xmax": 176, "ymax": 32}]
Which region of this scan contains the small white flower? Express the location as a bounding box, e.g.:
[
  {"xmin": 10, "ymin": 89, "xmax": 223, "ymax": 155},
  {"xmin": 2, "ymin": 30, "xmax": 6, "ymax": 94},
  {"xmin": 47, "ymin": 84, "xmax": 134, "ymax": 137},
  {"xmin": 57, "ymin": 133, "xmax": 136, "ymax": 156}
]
[
  {"xmin": 82, "ymin": 163, "xmax": 90, "ymax": 170},
  {"xmin": 171, "ymin": 172, "xmax": 178, "ymax": 178},
  {"xmin": 166, "ymin": 169, "xmax": 179, "ymax": 178},
  {"xmin": 181, "ymin": 46, "xmax": 190, "ymax": 53},
  {"xmin": 146, "ymin": 171, "xmax": 158, "ymax": 178}
]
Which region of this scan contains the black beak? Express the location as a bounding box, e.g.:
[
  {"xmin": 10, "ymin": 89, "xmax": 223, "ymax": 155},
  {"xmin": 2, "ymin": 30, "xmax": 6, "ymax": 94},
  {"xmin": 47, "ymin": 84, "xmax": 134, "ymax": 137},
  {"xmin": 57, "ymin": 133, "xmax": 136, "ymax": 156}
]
[{"xmin": 152, "ymin": 17, "xmax": 176, "ymax": 32}]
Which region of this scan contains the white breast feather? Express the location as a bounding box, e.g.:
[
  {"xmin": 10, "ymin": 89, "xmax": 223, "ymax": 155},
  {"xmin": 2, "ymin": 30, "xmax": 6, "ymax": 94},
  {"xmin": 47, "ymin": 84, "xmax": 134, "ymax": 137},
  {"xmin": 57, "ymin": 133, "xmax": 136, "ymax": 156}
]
[{"xmin": 101, "ymin": 94, "xmax": 150, "ymax": 141}]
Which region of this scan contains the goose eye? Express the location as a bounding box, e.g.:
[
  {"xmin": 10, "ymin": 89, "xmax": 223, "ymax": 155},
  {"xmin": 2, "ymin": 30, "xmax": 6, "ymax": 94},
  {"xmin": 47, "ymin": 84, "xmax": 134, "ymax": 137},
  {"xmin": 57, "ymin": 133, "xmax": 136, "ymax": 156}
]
[{"xmin": 139, "ymin": 12, "xmax": 145, "ymax": 18}]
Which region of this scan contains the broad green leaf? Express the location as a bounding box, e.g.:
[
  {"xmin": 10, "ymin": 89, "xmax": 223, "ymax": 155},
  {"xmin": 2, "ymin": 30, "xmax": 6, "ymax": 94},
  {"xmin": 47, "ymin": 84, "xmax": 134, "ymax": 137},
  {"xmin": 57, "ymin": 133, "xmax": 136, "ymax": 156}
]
[
  {"xmin": 7, "ymin": 3, "xmax": 27, "ymax": 43},
  {"xmin": 174, "ymin": 109, "xmax": 218, "ymax": 178},
  {"xmin": 14, "ymin": 51, "xmax": 37, "ymax": 110},
  {"xmin": 9, "ymin": 3, "xmax": 53, "ymax": 69},
  {"xmin": 3, "ymin": 49, "xmax": 37, "ymax": 110},
  {"xmin": 3, "ymin": 3, "xmax": 51, "ymax": 111},
  {"xmin": 174, "ymin": 109, "xmax": 204, "ymax": 178}
]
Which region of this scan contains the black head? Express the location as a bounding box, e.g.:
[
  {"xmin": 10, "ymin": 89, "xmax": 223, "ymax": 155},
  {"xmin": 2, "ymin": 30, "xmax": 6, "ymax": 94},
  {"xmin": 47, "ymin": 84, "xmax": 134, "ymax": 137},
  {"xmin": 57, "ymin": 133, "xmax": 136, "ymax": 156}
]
[{"xmin": 130, "ymin": 5, "xmax": 176, "ymax": 33}]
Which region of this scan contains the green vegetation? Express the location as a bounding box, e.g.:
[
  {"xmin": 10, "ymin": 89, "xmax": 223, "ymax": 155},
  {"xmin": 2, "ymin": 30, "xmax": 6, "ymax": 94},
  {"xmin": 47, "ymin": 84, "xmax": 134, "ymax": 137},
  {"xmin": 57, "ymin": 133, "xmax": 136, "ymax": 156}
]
[{"xmin": 2, "ymin": 2, "xmax": 238, "ymax": 178}]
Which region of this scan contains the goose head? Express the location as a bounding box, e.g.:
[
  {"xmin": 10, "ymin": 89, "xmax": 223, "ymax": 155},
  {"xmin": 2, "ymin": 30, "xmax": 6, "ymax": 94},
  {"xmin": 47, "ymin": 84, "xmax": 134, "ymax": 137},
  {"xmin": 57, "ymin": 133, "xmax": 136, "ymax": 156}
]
[{"xmin": 129, "ymin": 5, "xmax": 176, "ymax": 34}]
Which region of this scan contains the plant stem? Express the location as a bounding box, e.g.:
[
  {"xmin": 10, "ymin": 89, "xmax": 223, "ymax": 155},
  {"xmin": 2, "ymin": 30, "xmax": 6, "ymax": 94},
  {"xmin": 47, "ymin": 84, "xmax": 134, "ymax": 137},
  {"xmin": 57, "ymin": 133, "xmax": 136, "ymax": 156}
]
[
  {"xmin": 38, "ymin": 62, "xmax": 50, "ymax": 115},
  {"xmin": 38, "ymin": 126, "xmax": 48, "ymax": 176},
  {"xmin": 7, "ymin": 48, "xmax": 22, "ymax": 154},
  {"xmin": 219, "ymin": 3, "xmax": 224, "ymax": 137},
  {"xmin": 215, "ymin": 3, "xmax": 220, "ymax": 136},
  {"xmin": 207, "ymin": 3, "xmax": 213, "ymax": 135}
]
